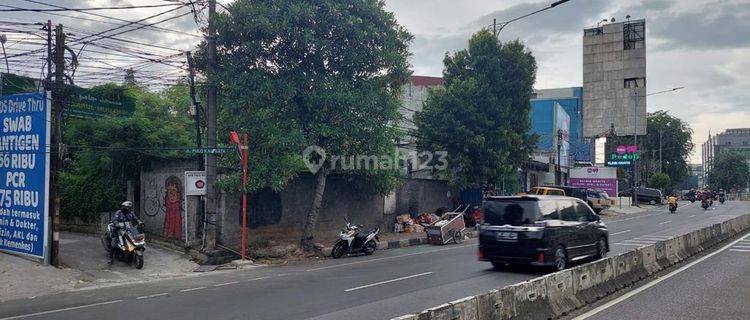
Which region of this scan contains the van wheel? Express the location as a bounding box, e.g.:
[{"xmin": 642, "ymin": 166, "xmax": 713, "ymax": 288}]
[
  {"xmin": 595, "ymin": 238, "xmax": 608, "ymax": 259},
  {"xmin": 554, "ymin": 246, "xmax": 568, "ymax": 271}
]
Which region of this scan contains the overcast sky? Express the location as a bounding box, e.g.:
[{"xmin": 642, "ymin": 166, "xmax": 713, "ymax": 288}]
[{"xmin": 2, "ymin": 0, "xmax": 748, "ymax": 163}]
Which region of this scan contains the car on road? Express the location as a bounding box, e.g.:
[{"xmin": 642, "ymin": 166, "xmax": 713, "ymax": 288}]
[
  {"xmin": 634, "ymin": 187, "xmax": 663, "ymax": 205},
  {"xmin": 528, "ymin": 186, "xmax": 565, "ymax": 196},
  {"xmin": 478, "ymin": 195, "xmax": 609, "ymax": 271},
  {"xmin": 586, "ymin": 189, "xmax": 613, "ymax": 213}
]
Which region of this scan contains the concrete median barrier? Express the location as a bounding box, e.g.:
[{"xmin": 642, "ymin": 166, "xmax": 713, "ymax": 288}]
[
  {"xmin": 392, "ymin": 213, "xmax": 750, "ymax": 320},
  {"xmin": 571, "ymin": 257, "xmax": 616, "ymax": 304},
  {"xmin": 509, "ymin": 277, "xmax": 553, "ymax": 320},
  {"xmin": 544, "ymin": 270, "xmax": 580, "ymax": 316},
  {"xmin": 611, "ymin": 249, "xmax": 645, "ymax": 289}
]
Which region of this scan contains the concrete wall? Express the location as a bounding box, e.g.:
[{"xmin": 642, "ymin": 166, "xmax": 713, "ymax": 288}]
[{"xmin": 583, "ymin": 19, "xmax": 646, "ymax": 137}]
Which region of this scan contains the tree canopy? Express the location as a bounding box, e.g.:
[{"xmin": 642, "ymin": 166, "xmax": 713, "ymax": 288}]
[
  {"xmin": 60, "ymin": 84, "xmax": 194, "ymax": 221},
  {"xmin": 208, "ymin": 0, "xmax": 413, "ymax": 249},
  {"xmin": 414, "ymin": 30, "xmax": 537, "ymax": 189},
  {"xmin": 608, "ymin": 110, "xmax": 693, "ymax": 189},
  {"xmin": 707, "ymin": 151, "xmax": 750, "ymax": 192}
]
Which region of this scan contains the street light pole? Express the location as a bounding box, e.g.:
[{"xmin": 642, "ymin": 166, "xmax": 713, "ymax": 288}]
[
  {"xmin": 491, "ymin": 0, "xmax": 572, "ymax": 37},
  {"xmin": 632, "ymin": 86, "xmax": 684, "ymax": 205},
  {"xmin": 659, "ymin": 129, "xmax": 663, "ymax": 173}
]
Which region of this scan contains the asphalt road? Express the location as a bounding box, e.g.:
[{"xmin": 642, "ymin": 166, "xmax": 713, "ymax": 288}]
[
  {"xmin": 0, "ymin": 201, "xmax": 747, "ymax": 320},
  {"xmin": 574, "ymin": 230, "xmax": 750, "ymax": 320}
]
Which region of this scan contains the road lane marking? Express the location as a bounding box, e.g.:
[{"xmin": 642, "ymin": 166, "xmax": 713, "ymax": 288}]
[
  {"xmin": 731, "ymin": 245, "xmax": 750, "ymax": 249},
  {"xmin": 306, "ymin": 244, "xmax": 474, "ymax": 271},
  {"xmin": 136, "ymin": 293, "xmax": 168, "ymax": 300},
  {"xmin": 659, "ymin": 220, "xmax": 672, "ymax": 225},
  {"xmin": 614, "ymin": 243, "xmax": 647, "ymax": 247},
  {"xmin": 244, "ymin": 276, "xmax": 270, "ymax": 282},
  {"xmin": 0, "ymin": 300, "xmax": 123, "ymax": 320},
  {"xmin": 689, "ymin": 215, "xmax": 696, "ymax": 218},
  {"xmin": 610, "ymin": 230, "xmax": 632, "ymax": 236},
  {"xmin": 344, "ymin": 272, "xmax": 433, "ymax": 292},
  {"xmin": 213, "ymin": 281, "xmax": 239, "ymax": 287},
  {"xmin": 729, "ymin": 249, "xmax": 750, "ymax": 252},
  {"xmin": 606, "ymin": 213, "xmax": 659, "ymax": 223},
  {"xmin": 573, "ymin": 232, "xmax": 750, "ymax": 320},
  {"xmin": 179, "ymin": 286, "xmax": 207, "ymax": 292}
]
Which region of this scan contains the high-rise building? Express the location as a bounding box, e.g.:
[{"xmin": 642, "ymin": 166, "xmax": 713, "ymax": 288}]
[
  {"xmin": 702, "ymin": 128, "xmax": 750, "ymax": 184},
  {"xmin": 582, "ymin": 19, "xmax": 646, "ymax": 138}
]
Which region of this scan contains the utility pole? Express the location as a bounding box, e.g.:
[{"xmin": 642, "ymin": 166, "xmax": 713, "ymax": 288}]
[
  {"xmin": 186, "ymin": 51, "xmax": 205, "ymax": 246},
  {"xmin": 204, "ymin": 0, "xmax": 218, "ymax": 250},
  {"xmin": 49, "ymin": 24, "xmax": 65, "ymax": 267},
  {"xmin": 633, "ymin": 91, "xmax": 639, "ymax": 206},
  {"xmin": 557, "ymin": 129, "xmax": 563, "ymax": 185},
  {"xmin": 46, "ymin": 21, "xmax": 52, "ymax": 85},
  {"xmin": 659, "ymin": 129, "xmax": 663, "ymax": 173}
]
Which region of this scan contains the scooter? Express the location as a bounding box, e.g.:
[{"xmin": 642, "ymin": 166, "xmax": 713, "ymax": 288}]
[
  {"xmin": 330, "ymin": 219, "xmax": 379, "ymax": 259},
  {"xmin": 719, "ymin": 195, "xmax": 725, "ymax": 204},
  {"xmin": 701, "ymin": 199, "xmax": 710, "ymax": 211},
  {"xmin": 102, "ymin": 221, "xmax": 146, "ymax": 269},
  {"xmin": 669, "ymin": 203, "xmax": 677, "ymax": 214}
]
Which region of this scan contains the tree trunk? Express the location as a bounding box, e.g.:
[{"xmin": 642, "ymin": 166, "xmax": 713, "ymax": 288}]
[{"xmin": 301, "ymin": 164, "xmax": 329, "ymax": 251}]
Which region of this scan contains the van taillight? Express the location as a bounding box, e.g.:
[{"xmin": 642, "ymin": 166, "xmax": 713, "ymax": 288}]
[{"xmin": 537, "ymin": 252, "xmax": 545, "ymax": 263}]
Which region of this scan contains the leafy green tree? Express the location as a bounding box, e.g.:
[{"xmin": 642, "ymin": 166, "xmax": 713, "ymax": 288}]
[
  {"xmin": 414, "ymin": 30, "xmax": 537, "ymax": 189},
  {"xmin": 60, "ymin": 84, "xmax": 194, "ymax": 221},
  {"xmin": 648, "ymin": 172, "xmax": 671, "ymax": 192},
  {"xmin": 209, "ymin": 0, "xmax": 412, "ymax": 250},
  {"xmin": 607, "ymin": 110, "xmax": 693, "ymax": 188},
  {"xmin": 708, "ymin": 151, "xmax": 750, "ymax": 192}
]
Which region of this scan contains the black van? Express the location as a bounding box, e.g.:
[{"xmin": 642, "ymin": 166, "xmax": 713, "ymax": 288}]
[
  {"xmin": 478, "ymin": 195, "xmax": 609, "ymax": 271},
  {"xmin": 634, "ymin": 187, "xmax": 663, "ymax": 205}
]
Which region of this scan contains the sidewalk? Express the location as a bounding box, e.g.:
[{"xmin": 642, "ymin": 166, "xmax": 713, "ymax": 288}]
[{"xmin": 0, "ymin": 232, "xmax": 199, "ymax": 302}]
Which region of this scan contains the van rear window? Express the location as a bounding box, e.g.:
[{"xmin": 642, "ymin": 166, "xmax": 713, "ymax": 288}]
[{"xmin": 483, "ymin": 200, "xmax": 540, "ymax": 226}]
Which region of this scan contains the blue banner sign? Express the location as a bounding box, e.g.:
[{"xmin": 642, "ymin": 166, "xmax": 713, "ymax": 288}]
[{"xmin": 0, "ymin": 92, "xmax": 50, "ymax": 259}]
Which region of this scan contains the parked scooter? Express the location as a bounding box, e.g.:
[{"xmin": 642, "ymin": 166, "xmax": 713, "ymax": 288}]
[
  {"xmin": 102, "ymin": 221, "xmax": 146, "ymax": 269},
  {"xmin": 330, "ymin": 219, "xmax": 379, "ymax": 259}
]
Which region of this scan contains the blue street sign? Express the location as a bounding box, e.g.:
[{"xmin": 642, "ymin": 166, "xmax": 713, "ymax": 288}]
[{"xmin": 0, "ymin": 92, "xmax": 50, "ymax": 259}]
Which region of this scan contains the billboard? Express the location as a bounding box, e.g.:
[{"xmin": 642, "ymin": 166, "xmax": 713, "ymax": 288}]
[
  {"xmin": 555, "ymin": 103, "xmax": 570, "ymax": 168},
  {"xmin": 569, "ymin": 166, "xmax": 618, "ymax": 197},
  {"xmin": 0, "ymin": 92, "xmax": 50, "ymax": 259}
]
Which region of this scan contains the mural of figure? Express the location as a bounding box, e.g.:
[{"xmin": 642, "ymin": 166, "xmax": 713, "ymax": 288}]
[{"xmin": 163, "ymin": 176, "xmax": 182, "ymax": 240}]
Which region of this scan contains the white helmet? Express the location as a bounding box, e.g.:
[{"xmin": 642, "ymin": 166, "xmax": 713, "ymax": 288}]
[{"xmin": 121, "ymin": 201, "xmax": 133, "ymax": 209}]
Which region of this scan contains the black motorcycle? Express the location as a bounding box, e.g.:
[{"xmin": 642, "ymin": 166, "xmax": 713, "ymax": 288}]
[
  {"xmin": 102, "ymin": 221, "xmax": 146, "ymax": 269},
  {"xmin": 669, "ymin": 203, "xmax": 677, "ymax": 214},
  {"xmin": 331, "ymin": 219, "xmax": 380, "ymax": 259}
]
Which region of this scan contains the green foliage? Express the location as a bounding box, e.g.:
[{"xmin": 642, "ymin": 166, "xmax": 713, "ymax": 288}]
[
  {"xmin": 608, "ymin": 110, "xmax": 693, "ymax": 188},
  {"xmin": 60, "ymin": 85, "xmax": 194, "ymax": 221},
  {"xmin": 414, "ymin": 30, "xmax": 537, "ymax": 189},
  {"xmin": 648, "ymin": 172, "xmax": 671, "ymax": 191},
  {"xmin": 707, "ymin": 151, "xmax": 750, "ymax": 191},
  {"xmin": 207, "ymin": 0, "xmax": 412, "ymax": 192}
]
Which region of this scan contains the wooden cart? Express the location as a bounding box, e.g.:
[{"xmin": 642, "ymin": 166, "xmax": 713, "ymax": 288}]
[{"xmin": 425, "ymin": 209, "xmax": 467, "ymax": 245}]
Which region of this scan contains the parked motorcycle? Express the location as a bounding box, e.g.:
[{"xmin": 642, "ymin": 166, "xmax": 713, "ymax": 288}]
[
  {"xmin": 669, "ymin": 203, "xmax": 677, "ymax": 214},
  {"xmin": 102, "ymin": 221, "xmax": 146, "ymax": 269},
  {"xmin": 331, "ymin": 219, "xmax": 379, "ymax": 259}
]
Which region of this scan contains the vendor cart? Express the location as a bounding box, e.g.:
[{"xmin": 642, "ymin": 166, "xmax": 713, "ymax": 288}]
[{"xmin": 425, "ymin": 207, "xmax": 467, "ymax": 245}]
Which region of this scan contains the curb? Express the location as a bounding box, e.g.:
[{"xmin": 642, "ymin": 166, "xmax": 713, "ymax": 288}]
[{"xmin": 322, "ymin": 230, "xmax": 477, "ymax": 257}]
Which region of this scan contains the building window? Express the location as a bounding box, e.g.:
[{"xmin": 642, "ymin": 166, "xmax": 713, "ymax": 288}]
[
  {"xmin": 624, "ymin": 77, "xmax": 645, "ymax": 88},
  {"xmin": 584, "ymin": 27, "xmax": 603, "ymax": 37},
  {"xmin": 623, "ymin": 21, "xmax": 645, "ymax": 50}
]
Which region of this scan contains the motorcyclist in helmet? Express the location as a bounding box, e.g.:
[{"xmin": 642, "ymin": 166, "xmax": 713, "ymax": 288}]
[{"xmin": 108, "ymin": 201, "xmax": 141, "ymax": 265}]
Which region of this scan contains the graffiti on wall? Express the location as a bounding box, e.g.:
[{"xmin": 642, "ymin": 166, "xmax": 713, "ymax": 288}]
[{"xmin": 141, "ymin": 174, "xmax": 183, "ymax": 240}]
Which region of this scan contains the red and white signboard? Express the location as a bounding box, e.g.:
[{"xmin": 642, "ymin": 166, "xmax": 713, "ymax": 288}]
[
  {"xmin": 185, "ymin": 171, "xmax": 207, "ymax": 196},
  {"xmin": 569, "ymin": 166, "xmax": 618, "ymax": 197}
]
